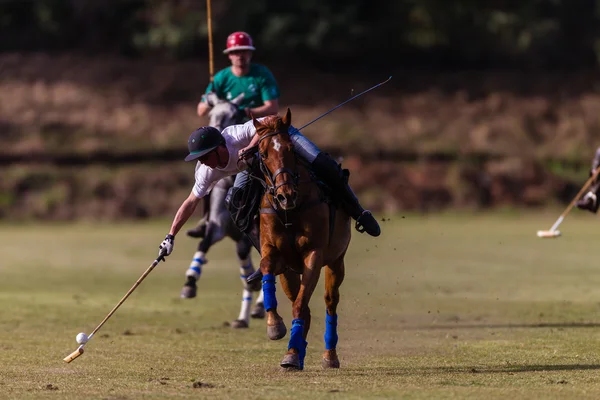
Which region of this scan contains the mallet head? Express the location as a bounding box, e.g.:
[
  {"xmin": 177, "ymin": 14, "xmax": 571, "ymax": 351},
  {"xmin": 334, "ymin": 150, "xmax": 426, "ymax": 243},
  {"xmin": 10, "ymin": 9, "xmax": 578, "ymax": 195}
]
[
  {"xmin": 63, "ymin": 346, "xmax": 84, "ymax": 363},
  {"xmin": 536, "ymin": 230, "xmax": 561, "ymax": 238}
]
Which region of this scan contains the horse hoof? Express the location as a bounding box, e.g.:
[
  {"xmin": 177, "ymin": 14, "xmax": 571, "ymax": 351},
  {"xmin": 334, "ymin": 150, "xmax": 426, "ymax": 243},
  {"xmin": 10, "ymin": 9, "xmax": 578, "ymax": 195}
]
[
  {"xmin": 250, "ymin": 303, "xmax": 265, "ymax": 319},
  {"xmin": 231, "ymin": 319, "xmax": 249, "ymax": 329},
  {"xmin": 280, "ymin": 353, "xmax": 302, "ymax": 370},
  {"xmin": 267, "ymin": 322, "xmax": 287, "ymax": 340},
  {"xmin": 180, "ymin": 279, "xmax": 197, "ymax": 299},
  {"xmin": 322, "ymin": 353, "xmax": 340, "ymax": 369}
]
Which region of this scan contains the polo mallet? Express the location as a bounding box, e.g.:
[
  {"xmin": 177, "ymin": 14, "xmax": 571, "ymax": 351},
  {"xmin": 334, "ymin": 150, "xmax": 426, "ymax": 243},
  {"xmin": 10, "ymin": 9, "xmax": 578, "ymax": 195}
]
[
  {"xmin": 297, "ymin": 76, "xmax": 392, "ymax": 130},
  {"xmin": 206, "ymin": 0, "xmax": 214, "ymax": 82},
  {"xmin": 239, "ymin": 76, "xmax": 393, "ymax": 160},
  {"xmin": 63, "ymin": 255, "xmax": 165, "ymax": 363},
  {"xmin": 536, "ymin": 168, "xmax": 600, "ymax": 238}
]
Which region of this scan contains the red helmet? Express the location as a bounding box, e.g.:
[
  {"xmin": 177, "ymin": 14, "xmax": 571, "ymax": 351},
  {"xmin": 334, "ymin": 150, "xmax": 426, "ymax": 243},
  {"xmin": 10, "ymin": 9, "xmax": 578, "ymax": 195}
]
[{"xmin": 223, "ymin": 31, "xmax": 256, "ymax": 54}]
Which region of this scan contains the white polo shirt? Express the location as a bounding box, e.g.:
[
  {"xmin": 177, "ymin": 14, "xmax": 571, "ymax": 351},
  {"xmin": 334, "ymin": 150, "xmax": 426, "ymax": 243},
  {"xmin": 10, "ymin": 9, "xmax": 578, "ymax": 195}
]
[{"xmin": 192, "ymin": 119, "xmax": 258, "ymax": 198}]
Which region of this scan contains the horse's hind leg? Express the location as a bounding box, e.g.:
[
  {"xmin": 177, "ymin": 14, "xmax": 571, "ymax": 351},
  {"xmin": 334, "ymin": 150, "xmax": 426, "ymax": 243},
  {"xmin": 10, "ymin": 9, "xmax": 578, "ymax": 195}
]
[
  {"xmin": 180, "ymin": 224, "xmax": 223, "ymax": 299},
  {"xmin": 322, "ymin": 257, "xmax": 345, "ymax": 369},
  {"xmin": 231, "ymin": 237, "xmax": 258, "ymax": 329},
  {"xmin": 251, "ymin": 290, "xmax": 265, "ymax": 319},
  {"xmin": 180, "ymin": 249, "xmax": 206, "ymax": 299}
]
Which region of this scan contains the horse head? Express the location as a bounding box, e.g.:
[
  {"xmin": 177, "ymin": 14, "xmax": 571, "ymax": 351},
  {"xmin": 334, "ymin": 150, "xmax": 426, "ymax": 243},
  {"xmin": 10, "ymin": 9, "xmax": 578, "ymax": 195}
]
[
  {"xmin": 253, "ymin": 108, "xmax": 298, "ymax": 210},
  {"xmin": 206, "ymin": 92, "xmax": 246, "ymax": 131}
]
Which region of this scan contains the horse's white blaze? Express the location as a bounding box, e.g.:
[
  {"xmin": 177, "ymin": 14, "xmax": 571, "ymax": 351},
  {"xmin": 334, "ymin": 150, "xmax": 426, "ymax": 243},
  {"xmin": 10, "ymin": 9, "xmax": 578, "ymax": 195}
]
[{"xmin": 272, "ymin": 138, "xmax": 281, "ymax": 152}]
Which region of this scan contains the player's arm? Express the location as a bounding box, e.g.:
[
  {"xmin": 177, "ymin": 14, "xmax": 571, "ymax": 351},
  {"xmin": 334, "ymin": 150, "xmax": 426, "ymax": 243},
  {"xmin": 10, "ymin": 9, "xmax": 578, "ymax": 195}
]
[
  {"xmin": 168, "ymin": 191, "xmax": 202, "ymax": 236},
  {"xmin": 245, "ymin": 68, "xmax": 280, "ymax": 117},
  {"xmin": 245, "ymin": 99, "xmax": 279, "ymax": 118},
  {"xmin": 158, "ymin": 191, "xmax": 202, "ymax": 257},
  {"xmin": 197, "ymin": 80, "xmax": 219, "ymax": 117},
  {"xmin": 238, "ymin": 123, "xmax": 262, "ymax": 159},
  {"xmin": 197, "ymin": 101, "xmax": 210, "ymax": 117}
]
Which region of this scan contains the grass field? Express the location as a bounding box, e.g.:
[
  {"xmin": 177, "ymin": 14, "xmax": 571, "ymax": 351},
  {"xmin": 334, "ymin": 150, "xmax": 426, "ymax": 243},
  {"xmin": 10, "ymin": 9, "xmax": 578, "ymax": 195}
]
[{"xmin": 3, "ymin": 211, "xmax": 600, "ymax": 399}]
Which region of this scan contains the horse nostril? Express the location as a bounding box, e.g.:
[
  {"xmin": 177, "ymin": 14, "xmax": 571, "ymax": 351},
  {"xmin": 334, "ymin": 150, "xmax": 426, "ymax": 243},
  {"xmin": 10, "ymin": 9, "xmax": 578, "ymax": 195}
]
[{"xmin": 276, "ymin": 193, "xmax": 287, "ymax": 204}]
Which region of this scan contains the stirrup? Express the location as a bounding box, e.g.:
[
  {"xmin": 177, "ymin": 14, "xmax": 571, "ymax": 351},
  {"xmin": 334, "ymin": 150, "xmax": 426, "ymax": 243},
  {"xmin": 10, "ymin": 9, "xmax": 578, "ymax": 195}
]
[
  {"xmin": 246, "ymin": 268, "xmax": 263, "ymax": 285},
  {"xmin": 355, "ymin": 210, "xmax": 381, "ymax": 237}
]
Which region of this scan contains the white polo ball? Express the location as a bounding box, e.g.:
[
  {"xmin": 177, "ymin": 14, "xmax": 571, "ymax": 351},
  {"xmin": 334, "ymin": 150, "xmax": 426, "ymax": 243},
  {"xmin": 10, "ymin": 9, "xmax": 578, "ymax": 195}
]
[{"xmin": 76, "ymin": 332, "xmax": 89, "ymax": 344}]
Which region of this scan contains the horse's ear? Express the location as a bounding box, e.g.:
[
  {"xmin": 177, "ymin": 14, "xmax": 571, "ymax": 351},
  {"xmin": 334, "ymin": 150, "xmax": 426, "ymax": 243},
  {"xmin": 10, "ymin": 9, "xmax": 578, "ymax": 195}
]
[
  {"xmin": 204, "ymin": 92, "xmax": 218, "ymax": 107},
  {"xmin": 252, "ymin": 116, "xmax": 261, "ymax": 130},
  {"xmin": 281, "ymin": 108, "xmax": 292, "ymax": 127},
  {"xmin": 230, "ymin": 93, "xmax": 245, "ymax": 106}
]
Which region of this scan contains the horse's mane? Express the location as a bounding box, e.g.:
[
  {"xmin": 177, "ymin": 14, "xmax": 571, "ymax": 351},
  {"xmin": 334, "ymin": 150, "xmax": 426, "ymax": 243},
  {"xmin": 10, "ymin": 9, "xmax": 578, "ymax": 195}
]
[{"xmin": 259, "ymin": 115, "xmax": 287, "ymax": 134}]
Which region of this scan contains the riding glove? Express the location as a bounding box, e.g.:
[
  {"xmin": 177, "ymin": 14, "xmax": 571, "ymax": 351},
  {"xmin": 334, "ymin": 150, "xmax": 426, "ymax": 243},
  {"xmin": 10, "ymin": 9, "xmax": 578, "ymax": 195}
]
[{"xmin": 159, "ymin": 234, "xmax": 175, "ymax": 257}]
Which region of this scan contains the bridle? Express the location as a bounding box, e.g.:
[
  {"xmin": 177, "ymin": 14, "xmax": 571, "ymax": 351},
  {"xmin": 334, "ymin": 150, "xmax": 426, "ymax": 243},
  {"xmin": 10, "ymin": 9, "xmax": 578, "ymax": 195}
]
[
  {"xmin": 256, "ymin": 130, "xmax": 299, "ymax": 200},
  {"xmin": 238, "ymin": 128, "xmax": 323, "ymax": 231}
]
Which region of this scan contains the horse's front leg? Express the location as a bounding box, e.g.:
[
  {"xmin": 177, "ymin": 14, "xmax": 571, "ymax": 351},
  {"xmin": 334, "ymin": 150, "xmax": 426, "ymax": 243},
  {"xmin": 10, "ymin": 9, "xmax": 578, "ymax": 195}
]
[
  {"xmin": 261, "ymin": 248, "xmax": 287, "ymax": 340},
  {"xmin": 281, "ymin": 250, "xmax": 323, "ymax": 370}
]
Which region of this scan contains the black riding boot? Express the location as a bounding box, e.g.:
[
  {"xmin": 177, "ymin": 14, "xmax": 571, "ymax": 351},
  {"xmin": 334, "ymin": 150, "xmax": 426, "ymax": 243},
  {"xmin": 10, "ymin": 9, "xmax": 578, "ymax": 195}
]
[
  {"xmin": 186, "ymin": 196, "xmax": 211, "ymax": 238},
  {"xmin": 311, "ymin": 152, "xmax": 381, "ymax": 237}
]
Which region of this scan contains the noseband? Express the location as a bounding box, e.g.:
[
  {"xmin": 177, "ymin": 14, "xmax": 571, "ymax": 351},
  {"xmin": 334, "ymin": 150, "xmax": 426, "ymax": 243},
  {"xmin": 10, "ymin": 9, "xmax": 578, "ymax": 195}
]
[{"xmin": 257, "ymin": 131, "xmax": 299, "ymax": 197}]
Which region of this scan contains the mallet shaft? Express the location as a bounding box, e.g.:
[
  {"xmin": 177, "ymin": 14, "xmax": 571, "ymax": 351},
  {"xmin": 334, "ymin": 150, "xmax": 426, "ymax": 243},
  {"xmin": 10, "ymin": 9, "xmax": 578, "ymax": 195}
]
[
  {"xmin": 297, "ymin": 76, "xmax": 392, "ymax": 131},
  {"xmin": 88, "ymin": 257, "xmax": 163, "ymax": 338},
  {"xmin": 548, "ymin": 168, "xmax": 600, "ymax": 231},
  {"xmin": 62, "ymin": 256, "xmax": 164, "ymax": 363},
  {"xmin": 206, "ymin": 0, "xmax": 214, "ymax": 82}
]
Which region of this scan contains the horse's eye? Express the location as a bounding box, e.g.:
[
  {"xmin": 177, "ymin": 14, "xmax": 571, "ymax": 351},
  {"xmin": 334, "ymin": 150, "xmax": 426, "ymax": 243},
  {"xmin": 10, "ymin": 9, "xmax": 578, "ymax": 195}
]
[{"xmin": 260, "ymin": 152, "xmax": 267, "ymax": 159}]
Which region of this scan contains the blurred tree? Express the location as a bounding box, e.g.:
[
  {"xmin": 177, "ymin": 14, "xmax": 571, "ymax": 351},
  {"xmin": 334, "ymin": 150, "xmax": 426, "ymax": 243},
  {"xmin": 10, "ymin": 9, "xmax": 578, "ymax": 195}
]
[{"xmin": 1, "ymin": 0, "xmax": 599, "ymax": 69}]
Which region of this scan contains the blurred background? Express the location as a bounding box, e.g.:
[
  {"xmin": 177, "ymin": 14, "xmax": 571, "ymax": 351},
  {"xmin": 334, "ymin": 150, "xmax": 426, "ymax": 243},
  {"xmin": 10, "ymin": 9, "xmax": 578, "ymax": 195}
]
[{"xmin": 2, "ymin": 0, "xmax": 600, "ymax": 221}]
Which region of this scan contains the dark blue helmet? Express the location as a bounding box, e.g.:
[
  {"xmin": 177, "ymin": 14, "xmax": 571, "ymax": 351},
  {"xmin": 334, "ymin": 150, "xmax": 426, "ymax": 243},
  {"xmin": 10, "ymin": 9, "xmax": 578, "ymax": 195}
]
[{"xmin": 184, "ymin": 126, "xmax": 225, "ymax": 162}]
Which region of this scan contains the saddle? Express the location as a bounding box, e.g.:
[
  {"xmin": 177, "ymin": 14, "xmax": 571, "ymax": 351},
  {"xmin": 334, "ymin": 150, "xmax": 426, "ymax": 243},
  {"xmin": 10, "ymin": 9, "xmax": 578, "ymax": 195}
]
[
  {"xmin": 229, "ymin": 157, "xmax": 347, "ymax": 246},
  {"xmin": 226, "ymin": 180, "xmax": 264, "ymax": 234}
]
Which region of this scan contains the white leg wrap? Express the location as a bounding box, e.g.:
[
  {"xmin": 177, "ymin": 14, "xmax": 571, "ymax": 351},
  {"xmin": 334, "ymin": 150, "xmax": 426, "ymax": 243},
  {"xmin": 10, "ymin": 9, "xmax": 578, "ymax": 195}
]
[
  {"xmin": 255, "ymin": 289, "xmax": 264, "ymax": 305},
  {"xmin": 186, "ymin": 251, "xmax": 207, "ymax": 280},
  {"xmin": 239, "ymin": 259, "xmax": 254, "ymax": 286},
  {"xmin": 238, "ymin": 289, "xmax": 252, "ymax": 322}
]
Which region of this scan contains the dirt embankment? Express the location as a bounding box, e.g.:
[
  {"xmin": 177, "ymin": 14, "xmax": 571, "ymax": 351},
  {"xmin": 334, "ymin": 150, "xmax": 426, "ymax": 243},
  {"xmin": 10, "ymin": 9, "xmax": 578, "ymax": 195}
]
[{"xmin": 1, "ymin": 53, "xmax": 599, "ymax": 220}]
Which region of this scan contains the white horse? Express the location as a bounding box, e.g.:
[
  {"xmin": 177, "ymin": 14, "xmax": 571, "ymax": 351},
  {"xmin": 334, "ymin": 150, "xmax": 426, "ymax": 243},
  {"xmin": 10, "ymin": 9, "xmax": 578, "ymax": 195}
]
[{"xmin": 180, "ymin": 92, "xmax": 265, "ymax": 328}]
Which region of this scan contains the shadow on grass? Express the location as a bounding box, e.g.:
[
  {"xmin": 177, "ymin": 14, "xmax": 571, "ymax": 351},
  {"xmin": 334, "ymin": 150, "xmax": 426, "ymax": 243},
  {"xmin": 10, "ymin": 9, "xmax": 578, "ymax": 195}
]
[
  {"xmin": 406, "ymin": 322, "xmax": 600, "ymax": 330},
  {"xmin": 434, "ymin": 364, "xmax": 600, "ymax": 374},
  {"xmin": 341, "ymin": 363, "xmax": 600, "ymax": 376}
]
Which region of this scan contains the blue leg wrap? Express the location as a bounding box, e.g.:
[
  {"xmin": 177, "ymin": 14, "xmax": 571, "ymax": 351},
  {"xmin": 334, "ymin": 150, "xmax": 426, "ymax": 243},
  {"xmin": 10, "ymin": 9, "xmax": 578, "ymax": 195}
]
[
  {"xmin": 262, "ymin": 273, "xmax": 277, "ymax": 312},
  {"xmin": 288, "ymin": 319, "xmax": 308, "ymax": 369},
  {"xmin": 324, "ymin": 312, "xmax": 338, "ymax": 350}
]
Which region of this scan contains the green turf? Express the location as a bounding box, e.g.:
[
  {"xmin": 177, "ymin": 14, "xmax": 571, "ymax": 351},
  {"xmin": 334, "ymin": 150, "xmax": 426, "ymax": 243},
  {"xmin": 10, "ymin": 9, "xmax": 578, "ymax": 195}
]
[{"xmin": 3, "ymin": 212, "xmax": 600, "ymax": 399}]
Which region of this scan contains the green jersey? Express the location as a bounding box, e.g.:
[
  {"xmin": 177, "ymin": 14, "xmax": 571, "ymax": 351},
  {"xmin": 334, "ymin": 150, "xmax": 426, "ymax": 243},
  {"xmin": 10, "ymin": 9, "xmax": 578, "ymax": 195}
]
[{"xmin": 204, "ymin": 63, "xmax": 280, "ymax": 109}]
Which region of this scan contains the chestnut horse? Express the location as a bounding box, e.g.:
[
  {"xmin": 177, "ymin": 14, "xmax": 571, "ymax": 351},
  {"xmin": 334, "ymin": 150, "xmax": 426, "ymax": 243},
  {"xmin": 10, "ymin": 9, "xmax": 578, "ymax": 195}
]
[{"xmin": 252, "ymin": 109, "xmax": 351, "ymax": 370}]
